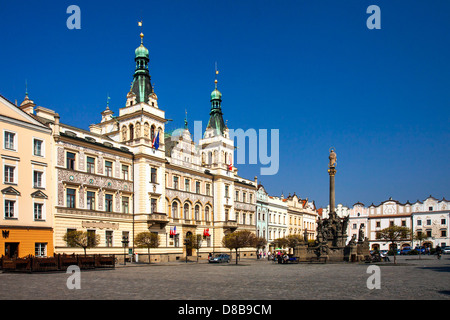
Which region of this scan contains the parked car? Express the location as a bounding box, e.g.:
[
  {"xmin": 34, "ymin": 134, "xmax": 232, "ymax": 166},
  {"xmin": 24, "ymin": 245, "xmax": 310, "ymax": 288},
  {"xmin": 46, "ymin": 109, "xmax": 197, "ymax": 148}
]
[
  {"xmin": 209, "ymin": 254, "xmax": 230, "ymax": 263},
  {"xmin": 400, "ymin": 247, "xmax": 411, "ymax": 255},
  {"xmin": 442, "ymin": 246, "xmax": 450, "ymax": 254},
  {"xmin": 414, "ymin": 246, "xmax": 426, "ymax": 254}
]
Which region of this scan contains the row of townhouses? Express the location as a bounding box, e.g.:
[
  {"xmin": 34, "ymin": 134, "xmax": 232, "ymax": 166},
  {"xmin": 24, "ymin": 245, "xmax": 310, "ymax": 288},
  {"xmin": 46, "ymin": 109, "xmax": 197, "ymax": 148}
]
[
  {"xmin": 322, "ymin": 196, "xmax": 450, "ymax": 250},
  {"xmin": 0, "ymin": 31, "xmax": 319, "ymax": 261}
]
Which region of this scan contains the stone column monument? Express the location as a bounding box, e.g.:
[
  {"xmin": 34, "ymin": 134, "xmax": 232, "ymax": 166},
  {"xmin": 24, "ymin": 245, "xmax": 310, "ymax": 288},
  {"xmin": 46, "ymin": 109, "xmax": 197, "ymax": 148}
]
[{"xmin": 328, "ymin": 147, "xmax": 337, "ymax": 213}]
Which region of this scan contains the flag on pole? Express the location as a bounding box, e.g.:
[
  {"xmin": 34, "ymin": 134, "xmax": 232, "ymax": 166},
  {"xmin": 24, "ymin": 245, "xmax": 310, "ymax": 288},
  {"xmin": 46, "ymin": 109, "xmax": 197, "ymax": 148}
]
[
  {"xmin": 228, "ymin": 153, "xmax": 233, "ymax": 171},
  {"xmin": 152, "ymin": 131, "xmax": 160, "ymax": 150}
]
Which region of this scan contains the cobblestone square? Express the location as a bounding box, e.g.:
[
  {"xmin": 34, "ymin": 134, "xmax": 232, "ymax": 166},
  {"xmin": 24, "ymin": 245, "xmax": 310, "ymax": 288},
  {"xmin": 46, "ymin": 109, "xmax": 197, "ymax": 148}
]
[{"xmin": 1, "ymin": 255, "xmax": 449, "ymax": 300}]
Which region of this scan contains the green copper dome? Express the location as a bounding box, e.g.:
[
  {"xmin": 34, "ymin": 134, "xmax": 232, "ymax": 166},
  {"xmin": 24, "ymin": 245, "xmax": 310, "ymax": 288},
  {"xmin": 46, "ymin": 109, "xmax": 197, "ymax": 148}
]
[
  {"xmin": 135, "ymin": 44, "xmax": 149, "ymax": 59},
  {"xmin": 211, "ymin": 88, "xmax": 222, "ymax": 100}
]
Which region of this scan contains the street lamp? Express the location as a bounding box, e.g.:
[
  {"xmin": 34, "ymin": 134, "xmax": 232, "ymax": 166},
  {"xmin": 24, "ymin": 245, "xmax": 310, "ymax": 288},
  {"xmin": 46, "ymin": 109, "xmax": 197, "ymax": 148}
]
[{"xmin": 121, "ymin": 236, "xmax": 129, "ymax": 265}]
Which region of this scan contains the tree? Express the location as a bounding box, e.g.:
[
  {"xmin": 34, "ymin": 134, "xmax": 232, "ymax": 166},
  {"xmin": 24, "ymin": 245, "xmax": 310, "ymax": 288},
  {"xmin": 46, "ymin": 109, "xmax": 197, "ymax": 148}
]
[
  {"xmin": 285, "ymin": 234, "xmax": 304, "ymax": 256},
  {"xmin": 254, "ymin": 236, "xmax": 267, "ymax": 258},
  {"xmin": 376, "ymin": 225, "xmax": 410, "ymax": 264},
  {"xmin": 222, "ymin": 230, "xmax": 256, "ymax": 265},
  {"xmin": 412, "ymin": 231, "xmax": 429, "ymax": 260},
  {"xmin": 272, "ymin": 237, "xmax": 288, "ymax": 251},
  {"xmin": 186, "ymin": 233, "xmax": 203, "ymax": 263},
  {"xmin": 63, "ymin": 230, "xmax": 100, "ymax": 256},
  {"xmin": 134, "ymin": 232, "xmax": 159, "ymax": 264}
]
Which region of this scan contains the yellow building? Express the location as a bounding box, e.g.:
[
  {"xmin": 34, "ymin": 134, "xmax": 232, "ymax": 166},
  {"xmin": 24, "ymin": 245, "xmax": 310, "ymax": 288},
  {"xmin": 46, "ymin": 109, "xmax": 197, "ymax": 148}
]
[{"xmin": 0, "ymin": 94, "xmax": 54, "ymax": 258}]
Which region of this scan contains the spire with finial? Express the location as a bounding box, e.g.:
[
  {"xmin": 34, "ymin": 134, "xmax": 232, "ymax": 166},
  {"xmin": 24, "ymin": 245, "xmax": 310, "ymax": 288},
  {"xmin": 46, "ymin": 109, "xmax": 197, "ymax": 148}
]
[
  {"xmin": 19, "ymin": 79, "xmax": 35, "ymax": 113},
  {"xmin": 131, "ymin": 20, "xmax": 152, "ymax": 104},
  {"xmin": 206, "ymin": 62, "xmax": 225, "ymax": 135},
  {"xmin": 184, "ymin": 109, "xmax": 188, "ymax": 129}
]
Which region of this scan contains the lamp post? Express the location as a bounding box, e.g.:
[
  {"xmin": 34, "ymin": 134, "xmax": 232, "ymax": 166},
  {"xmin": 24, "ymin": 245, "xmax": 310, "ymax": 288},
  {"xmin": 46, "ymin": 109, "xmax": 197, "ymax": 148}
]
[{"xmin": 122, "ymin": 236, "xmax": 129, "ymax": 265}]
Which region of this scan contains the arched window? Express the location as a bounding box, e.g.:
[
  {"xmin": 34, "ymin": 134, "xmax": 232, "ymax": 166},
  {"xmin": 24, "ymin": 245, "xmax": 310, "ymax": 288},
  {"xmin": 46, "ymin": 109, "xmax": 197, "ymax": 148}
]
[
  {"xmin": 184, "ymin": 203, "xmax": 190, "ymax": 220},
  {"xmin": 129, "ymin": 124, "xmax": 134, "ymax": 140},
  {"xmin": 195, "ymin": 205, "xmax": 200, "ymax": 221},
  {"xmin": 205, "ymin": 206, "xmax": 210, "ymax": 221},
  {"xmin": 172, "ymin": 201, "xmax": 178, "ymax": 218},
  {"xmin": 208, "ymin": 152, "xmax": 212, "ymax": 165},
  {"xmin": 151, "ymin": 125, "xmax": 156, "ymax": 141}
]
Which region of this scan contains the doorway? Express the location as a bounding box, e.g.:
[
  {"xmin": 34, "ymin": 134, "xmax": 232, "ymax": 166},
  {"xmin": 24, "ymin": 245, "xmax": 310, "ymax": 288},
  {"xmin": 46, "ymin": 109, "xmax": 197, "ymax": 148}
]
[{"xmin": 5, "ymin": 242, "xmax": 19, "ymax": 258}]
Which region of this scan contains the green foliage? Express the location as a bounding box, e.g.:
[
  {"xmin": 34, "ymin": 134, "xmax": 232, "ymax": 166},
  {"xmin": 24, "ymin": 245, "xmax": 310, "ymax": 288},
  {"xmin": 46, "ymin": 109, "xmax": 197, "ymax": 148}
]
[
  {"xmin": 63, "ymin": 230, "xmax": 100, "ymax": 255},
  {"xmin": 135, "ymin": 232, "xmax": 160, "ymax": 263}
]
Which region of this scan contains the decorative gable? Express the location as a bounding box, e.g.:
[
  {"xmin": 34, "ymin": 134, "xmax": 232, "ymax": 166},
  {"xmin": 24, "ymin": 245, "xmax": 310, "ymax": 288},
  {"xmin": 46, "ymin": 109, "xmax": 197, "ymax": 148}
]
[
  {"xmin": 31, "ymin": 190, "xmax": 48, "ymax": 199},
  {"xmin": 1, "ymin": 186, "xmax": 21, "ymax": 196}
]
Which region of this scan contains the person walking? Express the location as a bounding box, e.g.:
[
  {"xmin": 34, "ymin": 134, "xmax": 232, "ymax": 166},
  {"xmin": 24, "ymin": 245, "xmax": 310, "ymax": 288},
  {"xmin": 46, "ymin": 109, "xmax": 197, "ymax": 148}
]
[{"xmin": 436, "ymin": 245, "xmax": 442, "ymax": 260}]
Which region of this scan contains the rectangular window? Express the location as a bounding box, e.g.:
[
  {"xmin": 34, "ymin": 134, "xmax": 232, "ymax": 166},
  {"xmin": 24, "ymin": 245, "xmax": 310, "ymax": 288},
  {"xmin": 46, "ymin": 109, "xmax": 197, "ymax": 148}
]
[
  {"xmin": 185, "ymin": 179, "xmax": 190, "ymax": 192},
  {"xmin": 150, "ymin": 167, "xmax": 157, "ymax": 183},
  {"xmin": 235, "ymin": 191, "xmax": 239, "ymax": 201},
  {"xmin": 105, "ymin": 194, "xmax": 113, "ymax": 212},
  {"xmin": 87, "ymin": 191, "xmax": 96, "ymax": 210},
  {"xmin": 105, "ymin": 231, "xmax": 113, "ymax": 247},
  {"xmin": 66, "ymin": 152, "xmax": 75, "ymax": 170},
  {"xmin": 35, "ymin": 243, "xmax": 47, "ymax": 257},
  {"xmin": 429, "ymin": 207, "xmax": 433, "ymax": 211},
  {"xmin": 206, "ymin": 184, "xmax": 211, "ymax": 196},
  {"xmin": 86, "ymin": 157, "xmax": 95, "ymax": 173},
  {"xmin": 173, "ymin": 176, "xmax": 179, "ymax": 189},
  {"xmin": 4, "ymin": 200, "xmax": 15, "ymax": 218},
  {"xmin": 417, "ymin": 220, "xmax": 422, "ymax": 226},
  {"xmin": 66, "ymin": 188, "xmax": 76, "ymax": 208},
  {"xmin": 122, "ymin": 165, "xmax": 129, "ymax": 180},
  {"xmin": 401, "ymin": 220, "xmax": 406, "ymax": 227},
  {"xmin": 122, "ymin": 231, "xmax": 129, "ymax": 247},
  {"xmin": 376, "ymin": 221, "xmax": 381, "ymax": 228},
  {"xmin": 441, "ymin": 219, "xmax": 446, "ymax": 225},
  {"xmin": 4, "ymin": 166, "xmax": 14, "ymax": 183},
  {"xmin": 426, "ymin": 230, "xmax": 432, "ymax": 237},
  {"xmin": 122, "ymin": 196, "xmax": 129, "ymax": 213},
  {"xmin": 4, "ymin": 131, "xmax": 15, "ymax": 150},
  {"xmin": 105, "ymin": 161, "xmax": 113, "ymax": 177},
  {"xmin": 33, "ymin": 139, "xmax": 43, "ymax": 156},
  {"xmin": 87, "ymin": 230, "xmax": 96, "ymax": 247},
  {"xmin": 243, "ymin": 192, "xmax": 246, "ymax": 203},
  {"xmin": 196, "ymin": 181, "xmax": 200, "ymax": 194},
  {"xmin": 426, "ymin": 219, "xmax": 432, "ymax": 226},
  {"xmin": 250, "ymin": 194, "xmax": 253, "ymax": 204},
  {"xmin": 34, "ymin": 203, "xmax": 43, "ymax": 220},
  {"xmin": 441, "ymin": 230, "xmax": 447, "ymax": 237},
  {"xmin": 33, "ymin": 171, "xmax": 43, "ymax": 188},
  {"xmin": 225, "ymin": 185, "xmax": 229, "ymax": 198},
  {"xmin": 151, "ymin": 198, "xmax": 157, "ymax": 213}
]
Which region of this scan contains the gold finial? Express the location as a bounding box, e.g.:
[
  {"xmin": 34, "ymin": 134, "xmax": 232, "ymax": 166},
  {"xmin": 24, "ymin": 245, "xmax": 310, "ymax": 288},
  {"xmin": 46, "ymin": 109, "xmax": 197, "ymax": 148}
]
[
  {"xmin": 138, "ymin": 21, "xmax": 144, "ymax": 43},
  {"xmin": 214, "ymin": 62, "xmax": 219, "ymax": 88}
]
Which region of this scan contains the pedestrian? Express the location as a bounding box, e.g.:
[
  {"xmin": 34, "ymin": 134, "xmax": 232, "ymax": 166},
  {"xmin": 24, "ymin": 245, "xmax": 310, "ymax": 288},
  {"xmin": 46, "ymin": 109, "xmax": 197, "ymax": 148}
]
[
  {"xmin": 208, "ymin": 252, "xmax": 212, "ymax": 261},
  {"xmin": 436, "ymin": 245, "xmax": 442, "ymax": 260}
]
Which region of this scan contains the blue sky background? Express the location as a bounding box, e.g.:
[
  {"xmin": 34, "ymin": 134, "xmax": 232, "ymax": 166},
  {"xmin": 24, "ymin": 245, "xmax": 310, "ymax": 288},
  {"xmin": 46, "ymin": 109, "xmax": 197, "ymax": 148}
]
[{"xmin": 1, "ymin": 0, "xmax": 449, "ymax": 209}]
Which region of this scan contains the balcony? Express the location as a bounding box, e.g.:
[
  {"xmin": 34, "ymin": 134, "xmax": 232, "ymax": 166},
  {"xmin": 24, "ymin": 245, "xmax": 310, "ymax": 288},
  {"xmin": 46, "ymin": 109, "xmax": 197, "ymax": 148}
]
[
  {"xmin": 147, "ymin": 212, "xmax": 170, "ymax": 229},
  {"xmin": 223, "ymin": 220, "xmax": 238, "ymax": 231}
]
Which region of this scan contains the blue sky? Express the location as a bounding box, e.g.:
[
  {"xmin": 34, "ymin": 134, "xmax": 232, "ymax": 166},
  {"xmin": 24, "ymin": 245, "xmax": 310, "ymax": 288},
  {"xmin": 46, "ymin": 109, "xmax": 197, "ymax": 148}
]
[{"xmin": 1, "ymin": 0, "xmax": 449, "ymax": 208}]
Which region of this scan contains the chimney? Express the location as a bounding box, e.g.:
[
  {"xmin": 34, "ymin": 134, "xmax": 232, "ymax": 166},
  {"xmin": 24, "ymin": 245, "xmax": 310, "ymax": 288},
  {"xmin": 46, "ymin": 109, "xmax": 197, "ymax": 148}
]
[{"xmin": 53, "ymin": 113, "xmax": 60, "ymax": 138}]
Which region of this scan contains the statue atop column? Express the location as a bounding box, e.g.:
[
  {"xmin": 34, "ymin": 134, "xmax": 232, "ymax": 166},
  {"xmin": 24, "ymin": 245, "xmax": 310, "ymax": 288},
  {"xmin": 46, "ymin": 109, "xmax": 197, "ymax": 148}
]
[{"xmin": 329, "ymin": 147, "xmax": 337, "ymax": 168}]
